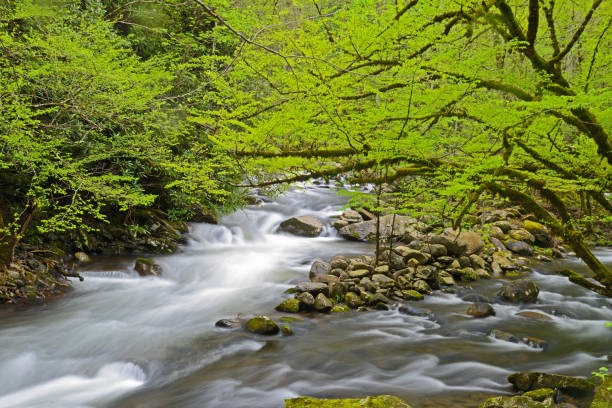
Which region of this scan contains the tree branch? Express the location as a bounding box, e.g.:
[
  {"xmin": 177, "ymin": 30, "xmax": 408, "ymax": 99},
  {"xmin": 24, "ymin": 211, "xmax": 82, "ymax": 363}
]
[
  {"xmin": 526, "ymin": 0, "xmax": 539, "ymax": 46},
  {"xmin": 549, "ymin": 0, "xmax": 604, "ymax": 63}
]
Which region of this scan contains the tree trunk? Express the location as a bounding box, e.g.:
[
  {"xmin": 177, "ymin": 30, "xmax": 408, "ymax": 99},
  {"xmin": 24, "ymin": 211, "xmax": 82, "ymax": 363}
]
[{"xmin": 0, "ymin": 201, "xmax": 36, "ymax": 272}]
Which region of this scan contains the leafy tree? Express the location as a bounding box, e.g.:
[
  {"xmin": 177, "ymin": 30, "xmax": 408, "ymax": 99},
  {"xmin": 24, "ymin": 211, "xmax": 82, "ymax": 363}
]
[
  {"xmin": 192, "ymin": 0, "xmax": 612, "ymax": 296},
  {"xmin": 0, "ymin": 1, "xmax": 235, "ymax": 272}
]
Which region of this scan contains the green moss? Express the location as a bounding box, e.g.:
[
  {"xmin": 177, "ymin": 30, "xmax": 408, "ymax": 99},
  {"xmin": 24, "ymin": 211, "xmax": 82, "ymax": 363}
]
[
  {"xmin": 280, "ymin": 324, "xmax": 294, "ymax": 336},
  {"xmin": 591, "ymin": 377, "xmax": 612, "ymax": 408},
  {"xmin": 522, "ymin": 388, "xmax": 554, "ymax": 401},
  {"xmin": 285, "ymin": 395, "xmax": 411, "ymax": 407},
  {"xmin": 279, "ymin": 316, "xmax": 303, "ymax": 323},
  {"xmin": 275, "ymin": 298, "xmax": 301, "ymax": 313},
  {"xmin": 330, "ymin": 304, "xmax": 351, "ymax": 313},
  {"xmin": 402, "ymin": 290, "xmax": 424, "ymax": 300},
  {"xmin": 244, "ymin": 316, "xmax": 280, "ymax": 335}
]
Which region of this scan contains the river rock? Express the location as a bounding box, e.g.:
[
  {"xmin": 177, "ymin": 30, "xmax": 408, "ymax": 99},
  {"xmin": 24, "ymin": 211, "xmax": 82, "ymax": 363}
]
[
  {"xmin": 372, "ymin": 293, "xmax": 390, "ymax": 304},
  {"xmin": 492, "ymin": 253, "xmax": 514, "ymax": 269},
  {"xmin": 341, "ymin": 209, "xmax": 363, "ymax": 223},
  {"xmin": 330, "ymin": 304, "xmax": 350, "ymax": 312},
  {"xmin": 74, "ymin": 252, "xmax": 91, "ymax": 263},
  {"xmin": 329, "ymin": 256, "xmax": 349, "ymax": 270},
  {"xmin": 215, "ymin": 318, "xmax": 241, "ymax": 328},
  {"xmin": 295, "ymin": 282, "xmax": 328, "ymax": 296},
  {"xmin": 499, "ymin": 279, "xmax": 539, "ymax": 303},
  {"xmin": 338, "ymin": 214, "xmax": 419, "ymax": 242},
  {"xmin": 437, "ymin": 228, "xmax": 485, "ymax": 256},
  {"xmin": 357, "ymin": 207, "xmax": 376, "ymax": 221},
  {"xmin": 348, "ymin": 269, "xmax": 370, "ymax": 279},
  {"xmin": 402, "ymin": 290, "xmax": 424, "ymax": 300},
  {"xmin": 349, "ymin": 261, "xmax": 374, "ymax": 272},
  {"xmin": 467, "ymin": 302, "xmax": 496, "ymax": 318},
  {"xmin": 508, "ymin": 372, "xmax": 595, "ymax": 398},
  {"xmin": 494, "ymin": 220, "xmax": 513, "ymax": 233},
  {"xmin": 479, "ymin": 395, "xmax": 553, "ymax": 408},
  {"xmin": 591, "ymin": 376, "xmax": 612, "ymax": 407},
  {"xmin": 275, "ymin": 298, "xmax": 301, "ymax": 313},
  {"xmin": 505, "ymin": 240, "xmax": 534, "ymax": 256},
  {"xmin": 374, "ymin": 264, "xmax": 390, "ymax": 274},
  {"xmin": 244, "ymin": 316, "xmax": 280, "ymax": 335},
  {"xmin": 524, "ymin": 220, "xmax": 554, "ymax": 248},
  {"xmin": 372, "ymin": 273, "xmax": 394, "ymax": 287},
  {"xmin": 438, "ymin": 271, "xmax": 456, "ymax": 286},
  {"xmin": 422, "ymin": 243, "xmax": 447, "ymax": 257},
  {"xmin": 312, "ymin": 274, "xmax": 340, "ymax": 284},
  {"xmin": 285, "ymin": 395, "xmax": 412, "ymax": 408},
  {"xmin": 332, "ymin": 219, "xmax": 349, "ymax": 229},
  {"xmin": 412, "ymin": 279, "xmax": 431, "ymax": 294},
  {"xmin": 313, "ymin": 293, "xmax": 333, "ymax": 312},
  {"xmin": 280, "ymin": 325, "xmax": 294, "ymax": 336},
  {"xmin": 516, "ymin": 311, "xmax": 552, "ymax": 321},
  {"xmin": 489, "ymin": 237, "xmax": 507, "ymax": 252},
  {"xmin": 489, "ymin": 329, "xmax": 520, "ymax": 343},
  {"xmin": 345, "ymin": 292, "xmax": 364, "ymax": 308},
  {"xmin": 521, "ymin": 336, "xmax": 548, "ymax": 350},
  {"xmin": 395, "ymin": 246, "xmax": 429, "ymax": 263},
  {"xmin": 296, "ymin": 292, "xmax": 315, "ymax": 308},
  {"xmin": 134, "ymin": 258, "xmax": 162, "ymax": 276},
  {"xmin": 399, "ymin": 305, "xmax": 434, "ymax": 319},
  {"xmin": 470, "ymin": 254, "xmax": 487, "ymax": 269},
  {"xmin": 309, "ymin": 261, "xmax": 331, "ymax": 279},
  {"xmin": 491, "ymin": 261, "xmax": 503, "ymax": 276},
  {"xmin": 509, "ymin": 229, "xmax": 535, "ymax": 244},
  {"xmin": 488, "ymin": 226, "xmax": 505, "ymax": 240},
  {"xmin": 279, "ymin": 215, "xmax": 323, "ymax": 237}
]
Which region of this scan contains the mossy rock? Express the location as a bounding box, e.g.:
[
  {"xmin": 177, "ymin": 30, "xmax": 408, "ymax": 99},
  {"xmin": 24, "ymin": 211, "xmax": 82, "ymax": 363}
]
[
  {"xmin": 285, "ymin": 395, "xmax": 412, "ymax": 407},
  {"xmin": 479, "ymin": 395, "xmax": 553, "ymax": 408},
  {"xmin": 244, "ymin": 316, "xmax": 280, "ymax": 335},
  {"xmin": 275, "ymin": 298, "xmax": 301, "ymax": 313},
  {"xmin": 402, "ymin": 290, "xmax": 424, "ymax": 300},
  {"xmin": 522, "ymin": 388, "xmax": 554, "ymax": 402},
  {"xmin": 331, "ymin": 304, "xmax": 351, "ymax": 313},
  {"xmin": 591, "ymin": 377, "xmax": 612, "ymax": 408},
  {"xmin": 508, "ymin": 372, "xmax": 595, "ymax": 398},
  {"xmin": 523, "ymin": 220, "xmax": 546, "ymax": 233},
  {"xmin": 280, "ymin": 324, "xmax": 294, "ymax": 336}
]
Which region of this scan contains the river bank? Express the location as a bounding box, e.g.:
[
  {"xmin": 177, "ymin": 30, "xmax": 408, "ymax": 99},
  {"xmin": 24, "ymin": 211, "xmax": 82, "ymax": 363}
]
[{"xmin": 0, "ymin": 184, "xmax": 609, "ymax": 408}]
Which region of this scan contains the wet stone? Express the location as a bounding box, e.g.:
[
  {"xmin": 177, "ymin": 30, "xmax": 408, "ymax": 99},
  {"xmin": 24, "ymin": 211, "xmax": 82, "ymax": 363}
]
[{"xmin": 467, "ymin": 302, "xmax": 496, "ymax": 318}]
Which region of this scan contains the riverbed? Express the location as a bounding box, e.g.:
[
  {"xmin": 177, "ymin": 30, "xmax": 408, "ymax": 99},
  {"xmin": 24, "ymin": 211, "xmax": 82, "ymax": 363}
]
[{"xmin": 0, "ymin": 184, "xmax": 610, "ymax": 408}]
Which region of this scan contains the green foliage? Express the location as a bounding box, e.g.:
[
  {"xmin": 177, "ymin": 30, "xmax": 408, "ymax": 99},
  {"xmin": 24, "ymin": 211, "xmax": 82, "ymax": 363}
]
[
  {"xmin": 0, "ymin": 0, "xmax": 240, "ymax": 266},
  {"xmin": 182, "ymin": 0, "xmax": 612, "ymax": 295}
]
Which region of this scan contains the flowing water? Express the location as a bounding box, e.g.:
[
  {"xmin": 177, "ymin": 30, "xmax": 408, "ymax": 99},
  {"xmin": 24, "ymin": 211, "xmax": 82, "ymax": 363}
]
[{"xmin": 0, "ymin": 184, "xmax": 610, "ymax": 408}]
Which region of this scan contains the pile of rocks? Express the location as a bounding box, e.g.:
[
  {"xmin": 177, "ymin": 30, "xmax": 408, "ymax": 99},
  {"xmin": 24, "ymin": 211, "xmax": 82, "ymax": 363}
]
[
  {"xmin": 480, "ymin": 371, "xmax": 599, "ymax": 408},
  {"xmin": 276, "ymin": 227, "xmax": 544, "ymax": 314},
  {"xmin": 329, "ymin": 207, "xmax": 560, "ymax": 261}
]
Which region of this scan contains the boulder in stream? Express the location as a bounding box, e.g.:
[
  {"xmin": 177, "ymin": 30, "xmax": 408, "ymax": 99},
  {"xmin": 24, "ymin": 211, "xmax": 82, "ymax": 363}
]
[
  {"xmin": 244, "ymin": 316, "xmax": 280, "ymax": 335},
  {"xmin": 508, "ymin": 372, "xmax": 595, "ymax": 398},
  {"xmin": 499, "ymin": 279, "xmax": 539, "ymax": 303},
  {"xmin": 275, "ymin": 298, "xmax": 300, "ymax": 313},
  {"xmin": 280, "ymin": 216, "xmax": 323, "ymax": 237},
  {"xmin": 215, "ymin": 318, "xmax": 241, "ymax": 329},
  {"xmin": 134, "ymin": 258, "xmax": 162, "ymax": 276},
  {"xmin": 467, "ymin": 302, "xmax": 496, "ymax": 318}
]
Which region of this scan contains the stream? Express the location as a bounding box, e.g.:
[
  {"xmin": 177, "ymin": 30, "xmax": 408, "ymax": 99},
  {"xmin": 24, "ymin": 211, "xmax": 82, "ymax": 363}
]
[{"xmin": 0, "ymin": 184, "xmax": 610, "ymax": 408}]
